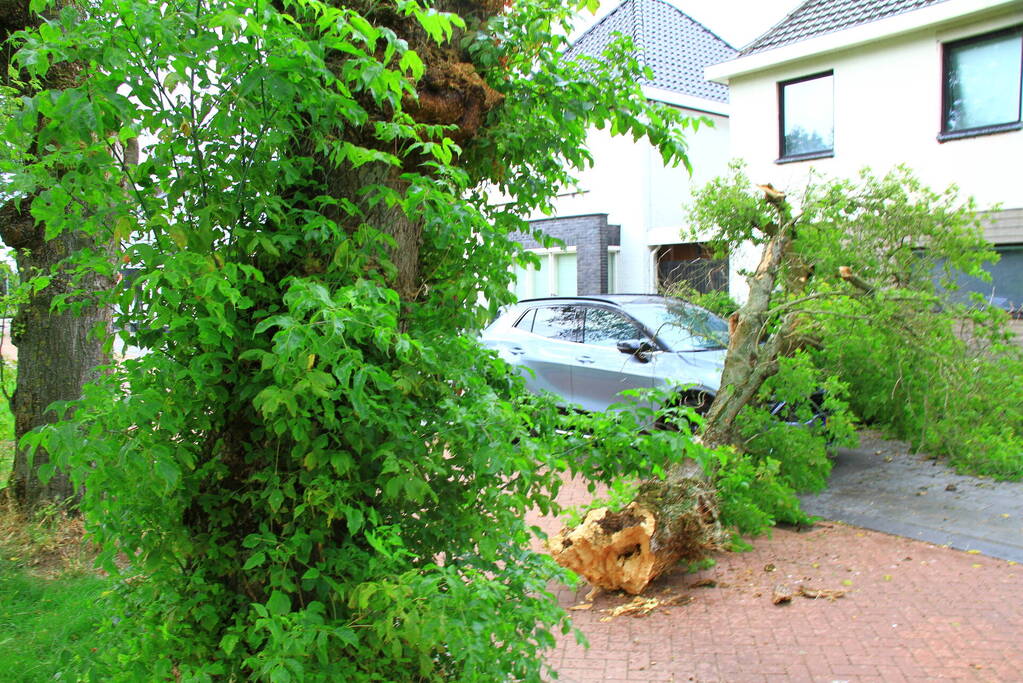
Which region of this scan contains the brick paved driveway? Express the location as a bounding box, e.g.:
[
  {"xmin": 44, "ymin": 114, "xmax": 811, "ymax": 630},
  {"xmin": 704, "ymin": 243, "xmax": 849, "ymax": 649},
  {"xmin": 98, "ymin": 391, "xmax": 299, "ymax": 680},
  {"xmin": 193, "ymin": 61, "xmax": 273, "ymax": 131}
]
[{"xmin": 532, "ymin": 480, "xmax": 1023, "ymax": 683}]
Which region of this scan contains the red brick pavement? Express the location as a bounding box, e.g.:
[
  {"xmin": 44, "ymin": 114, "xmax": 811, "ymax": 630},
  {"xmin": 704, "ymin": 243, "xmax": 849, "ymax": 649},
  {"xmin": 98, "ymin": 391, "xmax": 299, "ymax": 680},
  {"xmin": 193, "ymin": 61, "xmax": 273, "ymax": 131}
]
[{"xmin": 530, "ymin": 478, "xmax": 1023, "ymax": 683}]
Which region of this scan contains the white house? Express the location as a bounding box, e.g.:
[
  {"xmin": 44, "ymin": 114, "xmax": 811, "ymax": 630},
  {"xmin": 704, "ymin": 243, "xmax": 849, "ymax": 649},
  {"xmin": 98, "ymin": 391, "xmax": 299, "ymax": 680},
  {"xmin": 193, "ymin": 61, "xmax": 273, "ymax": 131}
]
[
  {"xmin": 706, "ymin": 0, "xmax": 1023, "ymax": 310},
  {"xmin": 509, "ymin": 0, "xmax": 737, "ymax": 299}
]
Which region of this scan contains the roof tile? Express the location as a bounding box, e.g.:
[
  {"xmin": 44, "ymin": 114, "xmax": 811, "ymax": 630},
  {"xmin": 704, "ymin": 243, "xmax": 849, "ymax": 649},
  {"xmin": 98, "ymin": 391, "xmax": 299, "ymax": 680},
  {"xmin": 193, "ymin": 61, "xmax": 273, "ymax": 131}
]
[
  {"xmin": 740, "ymin": 0, "xmax": 950, "ymax": 55},
  {"xmin": 568, "ymin": 0, "xmax": 737, "ymax": 103}
]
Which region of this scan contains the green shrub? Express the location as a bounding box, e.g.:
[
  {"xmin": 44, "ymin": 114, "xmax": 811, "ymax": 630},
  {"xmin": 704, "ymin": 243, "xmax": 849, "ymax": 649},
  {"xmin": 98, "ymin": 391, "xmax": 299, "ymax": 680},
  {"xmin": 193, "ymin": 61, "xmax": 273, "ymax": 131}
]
[{"xmin": 815, "ymin": 299, "xmax": 1023, "ymax": 479}]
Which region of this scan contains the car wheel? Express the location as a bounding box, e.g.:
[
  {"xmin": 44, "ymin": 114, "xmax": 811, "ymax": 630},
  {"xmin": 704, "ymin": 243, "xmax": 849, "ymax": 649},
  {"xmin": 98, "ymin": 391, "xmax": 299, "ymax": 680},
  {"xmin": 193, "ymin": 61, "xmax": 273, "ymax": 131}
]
[{"xmin": 655, "ymin": 390, "xmax": 713, "ymax": 432}]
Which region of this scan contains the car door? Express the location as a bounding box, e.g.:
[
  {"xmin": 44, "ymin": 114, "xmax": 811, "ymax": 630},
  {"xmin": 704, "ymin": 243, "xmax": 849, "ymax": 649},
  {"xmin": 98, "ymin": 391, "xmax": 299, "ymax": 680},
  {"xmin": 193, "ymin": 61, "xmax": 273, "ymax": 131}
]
[
  {"xmin": 510, "ymin": 304, "xmax": 582, "ymax": 405},
  {"xmin": 572, "ymin": 306, "xmax": 657, "ymax": 412}
]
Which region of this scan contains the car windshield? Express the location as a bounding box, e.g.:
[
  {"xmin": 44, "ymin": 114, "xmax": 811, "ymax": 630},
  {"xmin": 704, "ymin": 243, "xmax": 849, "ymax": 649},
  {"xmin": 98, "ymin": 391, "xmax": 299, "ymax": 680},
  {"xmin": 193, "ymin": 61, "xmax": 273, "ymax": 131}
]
[{"xmin": 628, "ymin": 301, "xmax": 729, "ymax": 351}]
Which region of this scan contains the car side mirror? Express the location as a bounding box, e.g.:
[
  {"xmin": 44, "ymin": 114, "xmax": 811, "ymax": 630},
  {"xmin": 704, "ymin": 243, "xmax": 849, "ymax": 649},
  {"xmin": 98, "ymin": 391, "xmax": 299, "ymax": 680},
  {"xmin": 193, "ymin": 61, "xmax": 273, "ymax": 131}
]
[{"xmin": 616, "ymin": 339, "xmax": 654, "ymax": 362}]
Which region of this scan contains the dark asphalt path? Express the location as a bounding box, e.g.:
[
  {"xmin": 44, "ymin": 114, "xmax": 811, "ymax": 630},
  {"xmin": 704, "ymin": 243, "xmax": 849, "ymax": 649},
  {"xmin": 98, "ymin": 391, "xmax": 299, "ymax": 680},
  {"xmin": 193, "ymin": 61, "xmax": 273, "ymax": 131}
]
[{"xmin": 800, "ymin": 431, "xmax": 1023, "ymax": 563}]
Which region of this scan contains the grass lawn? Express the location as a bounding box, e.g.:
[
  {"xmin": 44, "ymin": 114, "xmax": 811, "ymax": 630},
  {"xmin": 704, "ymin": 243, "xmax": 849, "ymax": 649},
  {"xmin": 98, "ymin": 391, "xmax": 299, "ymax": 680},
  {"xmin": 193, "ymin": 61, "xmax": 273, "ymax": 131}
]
[
  {"xmin": 0, "ymin": 370, "xmax": 112, "ymax": 683},
  {"xmin": 0, "ymin": 478, "xmax": 113, "ymax": 682},
  {"xmin": 0, "ymin": 558, "xmax": 111, "ymax": 682},
  {"xmin": 0, "ymin": 443, "xmax": 10, "ymax": 491}
]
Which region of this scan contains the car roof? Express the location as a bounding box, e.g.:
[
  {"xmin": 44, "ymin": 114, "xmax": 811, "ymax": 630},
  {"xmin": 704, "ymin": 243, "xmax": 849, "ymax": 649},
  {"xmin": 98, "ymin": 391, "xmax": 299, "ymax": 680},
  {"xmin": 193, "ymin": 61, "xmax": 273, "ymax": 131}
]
[{"xmin": 514, "ymin": 294, "xmax": 682, "ymax": 307}]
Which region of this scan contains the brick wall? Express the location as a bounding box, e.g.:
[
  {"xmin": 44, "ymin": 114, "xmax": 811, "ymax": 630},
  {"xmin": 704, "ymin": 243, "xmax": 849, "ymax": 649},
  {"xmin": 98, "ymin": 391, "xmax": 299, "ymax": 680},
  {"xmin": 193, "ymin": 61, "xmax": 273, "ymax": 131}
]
[{"xmin": 511, "ymin": 214, "xmax": 621, "ymax": 295}]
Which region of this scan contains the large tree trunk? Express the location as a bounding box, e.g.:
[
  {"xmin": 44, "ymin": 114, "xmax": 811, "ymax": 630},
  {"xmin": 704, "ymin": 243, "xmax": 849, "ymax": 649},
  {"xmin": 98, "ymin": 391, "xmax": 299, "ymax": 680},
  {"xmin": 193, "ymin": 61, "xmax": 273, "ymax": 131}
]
[
  {"xmin": 4, "ymin": 213, "xmax": 111, "ymax": 506},
  {"xmin": 1, "ymin": 0, "xmax": 112, "ymax": 509}
]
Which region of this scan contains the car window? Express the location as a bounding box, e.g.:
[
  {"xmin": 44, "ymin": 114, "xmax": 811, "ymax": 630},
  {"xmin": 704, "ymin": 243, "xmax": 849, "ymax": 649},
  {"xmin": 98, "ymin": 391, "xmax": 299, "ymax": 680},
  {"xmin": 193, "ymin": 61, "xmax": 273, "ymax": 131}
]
[
  {"xmin": 583, "ymin": 307, "xmax": 643, "ymax": 347},
  {"xmin": 629, "ymin": 301, "xmax": 729, "ymax": 351},
  {"xmin": 513, "ymin": 308, "xmax": 536, "ymax": 332},
  {"xmin": 530, "ymin": 306, "xmax": 582, "ymax": 343}
]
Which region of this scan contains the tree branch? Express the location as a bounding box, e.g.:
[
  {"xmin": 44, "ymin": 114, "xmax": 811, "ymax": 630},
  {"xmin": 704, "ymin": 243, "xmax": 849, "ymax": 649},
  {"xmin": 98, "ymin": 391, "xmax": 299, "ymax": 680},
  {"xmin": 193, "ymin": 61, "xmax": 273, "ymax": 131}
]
[{"xmin": 838, "ymin": 265, "xmax": 876, "ymax": 294}]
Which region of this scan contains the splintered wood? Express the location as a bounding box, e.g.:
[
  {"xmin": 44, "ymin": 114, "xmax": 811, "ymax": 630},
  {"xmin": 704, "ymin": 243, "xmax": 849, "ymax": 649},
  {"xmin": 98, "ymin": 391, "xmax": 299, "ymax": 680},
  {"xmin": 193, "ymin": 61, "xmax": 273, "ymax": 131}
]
[
  {"xmin": 547, "ymin": 470, "xmax": 724, "ymax": 596},
  {"xmin": 548, "ymin": 504, "xmax": 660, "ymax": 595},
  {"xmin": 599, "ymin": 591, "xmax": 692, "ymax": 621},
  {"xmin": 772, "ymin": 583, "xmax": 795, "ymax": 604},
  {"xmin": 772, "ymin": 583, "xmax": 848, "ymax": 605},
  {"xmin": 797, "ymin": 586, "xmax": 847, "ymax": 601}
]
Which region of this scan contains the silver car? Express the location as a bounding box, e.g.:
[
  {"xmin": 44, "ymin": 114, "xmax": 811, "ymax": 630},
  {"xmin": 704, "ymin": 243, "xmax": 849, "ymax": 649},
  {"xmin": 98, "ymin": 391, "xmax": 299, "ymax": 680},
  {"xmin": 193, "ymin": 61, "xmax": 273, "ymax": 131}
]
[{"xmin": 481, "ymin": 295, "xmax": 729, "ymax": 413}]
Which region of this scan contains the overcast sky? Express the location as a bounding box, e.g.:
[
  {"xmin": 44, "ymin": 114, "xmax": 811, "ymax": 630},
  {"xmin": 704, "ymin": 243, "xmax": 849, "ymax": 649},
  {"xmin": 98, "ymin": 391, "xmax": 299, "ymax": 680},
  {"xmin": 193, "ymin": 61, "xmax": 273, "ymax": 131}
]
[{"xmin": 577, "ymin": 0, "xmax": 805, "ymax": 50}]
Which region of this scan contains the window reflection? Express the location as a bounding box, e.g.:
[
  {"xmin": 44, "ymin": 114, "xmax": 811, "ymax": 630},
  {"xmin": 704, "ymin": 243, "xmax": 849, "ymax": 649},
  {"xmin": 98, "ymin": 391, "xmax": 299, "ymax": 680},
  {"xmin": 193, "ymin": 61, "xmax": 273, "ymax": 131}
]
[
  {"xmin": 583, "ymin": 307, "xmax": 642, "ymax": 347},
  {"xmin": 629, "ymin": 302, "xmax": 729, "ymax": 351},
  {"xmin": 531, "ymin": 306, "xmax": 582, "ymax": 343},
  {"xmin": 944, "ymin": 30, "xmax": 1023, "ymax": 132},
  {"xmin": 781, "ymin": 73, "xmax": 834, "ymax": 157}
]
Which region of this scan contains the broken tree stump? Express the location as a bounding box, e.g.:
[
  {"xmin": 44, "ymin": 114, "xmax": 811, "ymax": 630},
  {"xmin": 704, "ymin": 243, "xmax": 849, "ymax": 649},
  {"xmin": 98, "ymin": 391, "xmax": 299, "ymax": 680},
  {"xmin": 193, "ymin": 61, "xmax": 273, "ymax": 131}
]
[
  {"xmin": 548, "ymin": 503, "xmax": 659, "ymax": 595},
  {"xmin": 548, "ymin": 461, "xmax": 725, "ymax": 595}
]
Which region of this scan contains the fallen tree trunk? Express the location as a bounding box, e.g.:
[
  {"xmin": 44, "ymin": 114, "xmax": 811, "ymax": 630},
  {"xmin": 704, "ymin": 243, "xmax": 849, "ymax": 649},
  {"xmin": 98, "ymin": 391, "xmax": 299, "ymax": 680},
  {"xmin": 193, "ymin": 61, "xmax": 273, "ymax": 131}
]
[
  {"xmin": 549, "ymin": 186, "xmax": 799, "ymax": 594},
  {"xmin": 701, "ymin": 185, "xmax": 796, "ymax": 449}
]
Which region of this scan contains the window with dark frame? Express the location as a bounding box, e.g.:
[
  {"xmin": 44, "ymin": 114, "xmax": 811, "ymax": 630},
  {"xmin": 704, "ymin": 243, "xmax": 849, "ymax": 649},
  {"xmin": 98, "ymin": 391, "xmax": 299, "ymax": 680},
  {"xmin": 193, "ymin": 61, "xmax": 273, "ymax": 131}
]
[
  {"xmin": 778, "ymin": 71, "xmax": 834, "ymax": 161},
  {"xmin": 941, "ymin": 26, "xmax": 1023, "ymax": 140}
]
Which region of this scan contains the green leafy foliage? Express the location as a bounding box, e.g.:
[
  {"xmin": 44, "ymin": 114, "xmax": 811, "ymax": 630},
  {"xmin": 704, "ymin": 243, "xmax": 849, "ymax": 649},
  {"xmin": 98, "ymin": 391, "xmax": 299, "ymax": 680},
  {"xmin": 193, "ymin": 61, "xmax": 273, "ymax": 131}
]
[
  {"xmin": 0, "ymin": 289, "xmax": 16, "ymax": 487},
  {"xmin": 6, "ymin": 0, "xmax": 707, "ymax": 680},
  {"xmin": 561, "ymin": 479, "xmax": 640, "ymax": 528},
  {"xmin": 692, "ymin": 163, "xmax": 1023, "ymax": 482},
  {"xmin": 0, "ymin": 361, "xmax": 14, "ymax": 443},
  {"xmin": 814, "ymin": 300, "xmax": 1023, "ymax": 479}
]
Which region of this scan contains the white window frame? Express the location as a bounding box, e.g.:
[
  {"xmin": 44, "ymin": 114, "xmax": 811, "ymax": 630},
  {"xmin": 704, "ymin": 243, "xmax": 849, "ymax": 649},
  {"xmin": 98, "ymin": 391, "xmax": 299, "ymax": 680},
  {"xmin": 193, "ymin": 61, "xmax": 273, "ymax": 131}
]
[
  {"xmin": 607, "ymin": 246, "xmax": 620, "ymax": 294},
  {"xmin": 511, "ymin": 246, "xmax": 578, "ymax": 299}
]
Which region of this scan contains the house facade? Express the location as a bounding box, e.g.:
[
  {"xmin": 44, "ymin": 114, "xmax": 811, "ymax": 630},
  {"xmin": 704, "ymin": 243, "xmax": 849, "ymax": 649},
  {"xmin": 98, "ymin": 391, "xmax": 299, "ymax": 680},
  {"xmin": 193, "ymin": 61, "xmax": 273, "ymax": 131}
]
[
  {"xmin": 706, "ymin": 0, "xmax": 1023, "ymax": 310},
  {"xmin": 510, "ymin": 0, "xmax": 737, "ymax": 299}
]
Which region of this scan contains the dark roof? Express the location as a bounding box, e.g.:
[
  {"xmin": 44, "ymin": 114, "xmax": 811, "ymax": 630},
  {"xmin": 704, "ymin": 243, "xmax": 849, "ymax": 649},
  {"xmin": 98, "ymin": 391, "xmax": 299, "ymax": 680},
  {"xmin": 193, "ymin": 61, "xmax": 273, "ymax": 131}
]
[
  {"xmin": 568, "ymin": 0, "xmax": 737, "ymax": 103},
  {"xmin": 741, "ymin": 0, "xmax": 950, "ymax": 55}
]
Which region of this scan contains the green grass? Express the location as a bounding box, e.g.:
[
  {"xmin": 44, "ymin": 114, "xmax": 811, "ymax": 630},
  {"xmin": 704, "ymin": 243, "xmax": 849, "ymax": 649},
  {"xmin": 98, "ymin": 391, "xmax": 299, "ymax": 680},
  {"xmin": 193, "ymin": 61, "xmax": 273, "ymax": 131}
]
[
  {"xmin": 0, "ymin": 362, "xmax": 114, "ymax": 681},
  {"xmin": 0, "ymin": 558, "xmax": 111, "ymax": 682},
  {"xmin": 0, "ymin": 444, "xmax": 10, "ymax": 492},
  {"xmin": 0, "ymin": 360, "xmax": 15, "ymax": 491}
]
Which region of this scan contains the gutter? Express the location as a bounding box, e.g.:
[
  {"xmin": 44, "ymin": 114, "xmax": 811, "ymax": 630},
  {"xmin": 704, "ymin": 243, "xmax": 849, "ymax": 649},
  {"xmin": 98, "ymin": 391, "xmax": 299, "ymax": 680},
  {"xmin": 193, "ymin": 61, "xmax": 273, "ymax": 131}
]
[{"xmin": 705, "ymin": 0, "xmax": 1022, "ymax": 83}]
